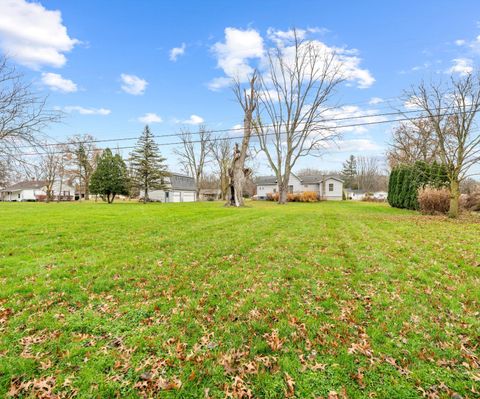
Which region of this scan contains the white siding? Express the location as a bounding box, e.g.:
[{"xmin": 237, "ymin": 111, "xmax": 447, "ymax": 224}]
[
  {"xmin": 141, "ymin": 189, "xmax": 196, "ymax": 202},
  {"xmin": 257, "ymin": 184, "xmax": 277, "ymax": 198},
  {"xmin": 321, "ymin": 178, "xmax": 343, "ymax": 200}
]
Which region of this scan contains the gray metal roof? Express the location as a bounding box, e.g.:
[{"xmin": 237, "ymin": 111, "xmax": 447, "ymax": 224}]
[
  {"xmin": 255, "ymin": 174, "xmax": 343, "ymax": 185},
  {"xmin": 1, "ymin": 180, "xmax": 47, "ymax": 192},
  {"xmin": 168, "ymin": 173, "xmax": 196, "ymax": 191},
  {"xmin": 255, "ymin": 176, "xmax": 277, "ymax": 185}
]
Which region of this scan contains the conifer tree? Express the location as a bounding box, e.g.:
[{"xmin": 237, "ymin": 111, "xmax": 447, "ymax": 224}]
[
  {"xmin": 89, "ymin": 149, "xmax": 129, "ymax": 203},
  {"xmin": 341, "ymin": 155, "xmax": 357, "ymax": 189},
  {"xmin": 130, "ymin": 125, "xmax": 168, "ymax": 203}
]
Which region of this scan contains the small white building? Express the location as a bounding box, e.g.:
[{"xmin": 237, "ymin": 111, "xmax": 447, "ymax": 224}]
[
  {"xmin": 344, "ymin": 189, "xmax": 367, "ymax": 201},
  {"xmin": 141, "ymin": 173, "xmax": 197, "ymax": 202},
  {"xmin": 256, "ymin": 173, "xmax": 344, "ymax": 200},
  {"xmin": 344, "ymin": 189, "xmax": 388, "ymax": 201},
  {"xmin": 0, "ymin": 180, "xmax": 75, "ymax": 202}
]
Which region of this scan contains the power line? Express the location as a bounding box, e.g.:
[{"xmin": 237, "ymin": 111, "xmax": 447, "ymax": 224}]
[
  {"xmin": 14, "ymin": 109, "xmax": 476, "ymax": 157},
  {"xmin": 14, "ymin": 106, "xmax": 452, "ymax": 151}
]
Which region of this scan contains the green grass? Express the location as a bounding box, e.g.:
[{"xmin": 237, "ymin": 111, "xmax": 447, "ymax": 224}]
[{"xmin": 0, "ymin": 201, "xmax": 479, "ymax": 398}]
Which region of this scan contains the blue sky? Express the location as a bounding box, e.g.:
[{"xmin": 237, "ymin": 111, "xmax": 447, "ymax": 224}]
[{"xmin": 1, "ymin": 0, "xmax": 480, "ymax": 174}]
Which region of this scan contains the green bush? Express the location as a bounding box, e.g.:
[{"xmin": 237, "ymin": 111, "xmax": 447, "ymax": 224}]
[{"xmin": 388, "ymin": 161, "xmax": 449, "ymax": 210}]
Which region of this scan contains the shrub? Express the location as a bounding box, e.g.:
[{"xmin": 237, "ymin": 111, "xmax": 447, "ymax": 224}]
[
  {"xmin": 266, "ymin": 192, "xmax": 279, "ymax": 201},
  {"xmin": 417, "ymin": 187, "xmax": 450, "ymax": 215},
  {"xmin": 266, "ymin": 191, "xmax": 321, "ymax": 202},
  {"xmin": 299, "ymin": 191, "xmax": 319, "ymax": 202},
  {"xmin": 388, "ymin": 161, "xmax": 449, "ymax": 210},
  {"xmin": 460, "ymin": 191, "xmax": 480, "ymax": 211}
]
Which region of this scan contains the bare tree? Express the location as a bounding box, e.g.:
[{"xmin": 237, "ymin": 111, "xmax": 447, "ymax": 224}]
[
  {"xmin": 66, "ymin": 135, "xmax": 100, "ymax": 200},
  {"xmin": 209, "ymin": 135, "xmax": 232, "ymax": 200},
  {"xmin": 229, "ymin": 73, "xmax": 258, "ymax": 206},
  {"xmin": 254, "ymin": 30, "xmax": 344, "ymax": 204},
  {"xmin": 404, "ymin": 74, "xmax": 480, "ymax": 217},
  {"xmin": 356, "ymin": 156, "xmax": 385, "ymax": 192},
  {"xmin": 173, "ymin": 126, "xmax": 211, "ymax": 201},
  {"xmin": 387, "ymin": 119, "xmax": 439, "ymax": 168},
  {"xmin": 40, "ymin": 145, "xmax": 62, "ymax": 202},
  {"xmin": 0, "ymin": 56, "xmax": 60, "ymax": 161}
]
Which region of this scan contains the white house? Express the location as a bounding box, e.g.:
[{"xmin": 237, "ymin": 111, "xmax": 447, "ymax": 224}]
[
  {"xmin": 0, "ymin": 180, "xmax": 75, "ymax": 202},
  {"xmin": 256, "ymin": 173, "xmax": 344, "ymax": 200},
  {"xmin": 141, "ymin": 172, "xmax": 197, "ymax": 202},
  {"xmin": 344, "ymin": 189, "xmax": 388, "ymax": 201}
]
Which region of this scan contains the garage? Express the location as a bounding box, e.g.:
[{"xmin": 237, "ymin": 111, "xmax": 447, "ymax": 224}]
[{"xmin": 181, "ymin": 192, "xmax": 196, "ymax": 202}]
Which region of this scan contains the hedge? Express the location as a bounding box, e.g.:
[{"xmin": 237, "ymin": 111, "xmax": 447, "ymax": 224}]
[{"xmin": 387, "ymin": 161, "xmax": 449, "ymax": 210}]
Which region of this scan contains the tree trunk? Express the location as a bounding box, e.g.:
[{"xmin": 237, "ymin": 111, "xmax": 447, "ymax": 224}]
[
  {"xmin": 84, "ymin": 175, "xmax": 90, "ymax": 200},
  {"xmin": 232, "ymin": 167, "xmax": 245, "ymax": 206},
  {"xmin": 278, "ymin": 178, "xmax": 288, "ymax": 205},
  {"xmin": 448, "ymin": 178, "xmax": 460, "ymax": 218},
  {"xmin": 228, "ymin": 73, "xmax": 257, "ymax": 207},
  {"xmin": 144, "ymin": 179, "xmax": 148, "ymax": 203}
]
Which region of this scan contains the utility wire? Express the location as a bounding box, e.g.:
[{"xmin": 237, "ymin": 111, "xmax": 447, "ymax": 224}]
[
  {"xmin": 14, "ymin": 106, "xmax": 457, "ymax": 151},
  {"xmin": 14, "ymin": 109, "xmax": 477, "ymax": 157}
]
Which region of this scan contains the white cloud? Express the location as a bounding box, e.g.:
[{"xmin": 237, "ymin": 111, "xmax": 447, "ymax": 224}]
[
  {"xmin": 455, "ymin": 39, "xmax": 466, "ymax": 46},
  {"xmin": 138, "ymin": 113, "xmax": 162, "ymax": 124},
  {"xmin": 120, "ymin": 73, "xmax": 148, "ymax": 95},
  {"xmin": 0, "ymin": 0, "xmax": 79, "ymax": 69},
  {"xmin": 368, "ymin": 97, "xmax": 383, "ymax": 105},
  {"xmin": 336, "ymin": 138, "xmax": 381, "ymax": 152},
  {"xmin": 209, "ymin": 26, "xmax": 374, "ymax": 90},
  {"xmin": 41, "ymin": 72, "xmax": 77, "ymax": 93},
  {"xmin": 322, "ymin": 105, "xmax": 388, "ymax": 134},
  {"xmin": 169, "ymin": 43, "xmax": 186, "ymax": 61},
  {"xmin": 209, "ymin": 27, "xmax": 264, "ymax": 90},
  {"xmin": 447, "ymin": 58, "xmax": 473, "ymax": 76},
  {"xmin": 182, "ymin": 114, "xmax": 204, "ymax": 125},
  {"xmin": 63, "ymin": 106, "xmax": 111, "ymax": 115}
]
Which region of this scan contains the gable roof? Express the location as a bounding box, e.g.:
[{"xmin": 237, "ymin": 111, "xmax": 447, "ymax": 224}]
[
  {"xmin": 255, "ymin": 176, "xmax": 277, "ymax": 185},
  {"xmin": 168, "ymin": 173, "xmax": 196, "ymax": 191},
  {"xmin": 1, "ymin": 180, "xmax": 47, "ymax": 192},
  {"xmin": 255, "ymin": 174, "xmax": 343, "ymax": 185}
]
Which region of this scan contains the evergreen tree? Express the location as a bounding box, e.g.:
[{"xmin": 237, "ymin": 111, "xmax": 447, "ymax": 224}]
[
  {"xmin": 341, "ymin": 155, "xmax": 357, "ymax": 189},
  {"xmin": 89, "ymin": 148, "xmax": 129, "ymax": 203},
  {"xmin": 387, "ymin": 169, "xmax": 397, "ymax": 206},
  {"xmin": 129, "ymin": 125, "xmax": 168, "ymax": 203}
]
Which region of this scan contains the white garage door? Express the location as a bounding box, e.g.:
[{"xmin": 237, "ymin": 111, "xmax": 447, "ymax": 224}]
[
  {"xmin": 172, "ymin": 192, "xmax": 181, "ymax": 202},
  {"xmin": 182, "ymin": 192, "xmax": 195, "ymax": 202}
]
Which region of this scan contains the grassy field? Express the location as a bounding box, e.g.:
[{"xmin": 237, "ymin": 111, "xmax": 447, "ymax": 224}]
[{"xmin": 0, "ymin": 201, "xmax": 479, "ymax": 398}]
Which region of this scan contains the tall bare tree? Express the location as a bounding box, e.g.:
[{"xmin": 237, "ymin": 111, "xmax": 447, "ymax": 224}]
[
  {"xmin": 356, "ymin": 156, "xmax": 384, "ymax": 192},
  {"xmin": 404, "ymin": 74, "xmax": 480, "ymax": 217},
  {"xmin": 254, "ymin": 30, "xmax": 344, "ymax": 204},
  {"xmin": 66, "ymin": 134, "xmax": 100, "ymax": 200},
  {"xmin": 230, "ymin": 72, "xmax": 257, "ymax": 206},
  {"xmin": 209, "ymin": 135, "xmax": 232, "ymax": 200},
  {"xmin": 174, "ymin": 126, "xmax": 211, "ymax": 201},
  {"xmin": 387, "ymin": 119, "xmax": 439, "ymax": 168},
  {"xmin": 40, "ymin": 145, "xmax": 63, "ymax": 202},
  {"xmin": 0, "ymin": 56, "xmax": 60, "ymax": 161}
]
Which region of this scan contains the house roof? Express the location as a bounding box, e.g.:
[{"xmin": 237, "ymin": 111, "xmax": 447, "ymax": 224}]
[
  {"xmin": 200, "ymin": 188, "xmax": 221, "ymax": 194},
  {"xmin": 255, "ymin": 176, "xmax": 278, "ymax": 185},
  {"xmin": 168, "ymin": 173, "xmax": 196, "ymax": 191},
  {"xmin": 1, "ymin": 180, "xmax": 47, "ymax": 192},
  {"xmin": 255, "ymin": 174, "xmax": 343, "ymax": 185}
]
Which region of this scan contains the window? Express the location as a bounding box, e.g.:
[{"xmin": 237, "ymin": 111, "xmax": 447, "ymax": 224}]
[
  {"xmin": 329, "ymin": 183, "xmax": 334, "ymax": 192},
  {"xmin": 288, "ymin": 185, "xmax": 294, "ymax": 193},
  {"xmin": 18, "ymin": 193, "xmax": 21, "ymax": 199}
]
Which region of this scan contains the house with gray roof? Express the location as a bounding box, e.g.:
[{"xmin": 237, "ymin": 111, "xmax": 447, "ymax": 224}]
[
  {"xmin": 140, "ymin": 172, "xmax": 197, "ymax": 202},
  {"xmin": 255, "ymin": 173, "xmax": 343, "ymax": 200}
]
